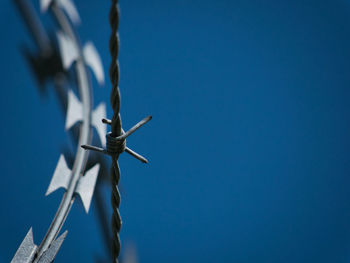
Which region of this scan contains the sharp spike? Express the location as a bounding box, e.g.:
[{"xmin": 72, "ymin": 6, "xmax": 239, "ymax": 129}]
[
  {"xmin": 65, "ymin": 89, "xmax": 83, "ymax": 130},
  {"xmin": 81, "ymin": 144, "xmax": 107, "ymax": 154},
  {"xmin": 46, "ymin": 155, "xmax": 71, "ymax": 196},
  {"xmin": 125, "ymin": 147, "xmax": 148, "ymax": 163},
  {"xmin": 39, "ymin": 0, "xmax": 51, "ymax": 12},
  {"xmin": 40, "ymin": 0, "xmax": 80, "ymax": 24},
  {"xmin": 56, "ymin": 31, "xmax": 78, "ymax": 70},
  {"xmin": 37, "ymin": 231, "xmax": 68, "ymax": 263},
  {"xmin": 92, "ymin": 103, "xmax": 107, "ymax": 147},
  {"xmin": 75, "ymin": 164, "xmax": 100, "ymax": 213},
  {"xmin": 83, "ymin": 42, "xmax": 104, "ymax": 85},
  {"xmin": 11, "ymin": 228, "xmax": 37, "ymax": 263},
  {"xmin": 102, "ymin": 118, "xmax": 112, "ymax": 125},
  {"xmin": 58, "ymin": 0, "xmax": 80, "ymax": 24},
  {"xmin": 118, "ymin": 115, "xmax": 152, "ymax": 140}
]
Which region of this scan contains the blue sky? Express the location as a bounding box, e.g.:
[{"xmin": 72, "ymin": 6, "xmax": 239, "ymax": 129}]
[{"xmin": 2, "ymin": 0, "xmax": 350, "ymax": 262}]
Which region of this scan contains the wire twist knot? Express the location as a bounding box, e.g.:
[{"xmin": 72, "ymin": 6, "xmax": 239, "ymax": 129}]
[{"xmin": 106, "ymin": 132, "xmax": 126, "ymax": 155}]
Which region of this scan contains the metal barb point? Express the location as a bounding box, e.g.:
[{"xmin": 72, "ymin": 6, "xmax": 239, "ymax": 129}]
[
  {"xmin": 102, "ymin": 118, "xmax": 112, "ymax": 125},
  {"xmin": 102, "ymin": 115, "xmax": 152, "ymax": 139},
  {"xmin": 118, "ymin": 115, "xmax": 152, "ymax": 140},
  {"xmin": 125, "ymin": 147, "xmax": 148, "ymax": 163},
  {"xmin": 81, "ymin": 144, "xmax": 106, "ymax": 154},
  {"xmin": 81, "ymin": 144, "xmax": 149, "ymax": 164}
]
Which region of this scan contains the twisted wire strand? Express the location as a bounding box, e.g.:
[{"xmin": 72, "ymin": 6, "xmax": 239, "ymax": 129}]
[
  {"xmin": 81, "ymin": 2, "xmax": 150, "ymax": 261},
  {"xmin": 109, "ymin": 1, "xmax": 123, "ymax": 261}
]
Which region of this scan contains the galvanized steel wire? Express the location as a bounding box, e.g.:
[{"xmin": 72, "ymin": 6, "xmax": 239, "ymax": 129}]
[{"xmin": 109, "ymin": 1, "xmax": 123, "ymax": 261}]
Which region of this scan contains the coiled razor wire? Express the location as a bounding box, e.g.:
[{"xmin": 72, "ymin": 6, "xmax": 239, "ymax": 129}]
[{"xmin": 11, "ymin": 0, "xmax": 151, "ymax": 262}]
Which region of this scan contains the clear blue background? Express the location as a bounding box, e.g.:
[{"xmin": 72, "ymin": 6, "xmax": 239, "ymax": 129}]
[{"xmin": 1, "ymin": 0, "xmax": 350, "ymax": 262}]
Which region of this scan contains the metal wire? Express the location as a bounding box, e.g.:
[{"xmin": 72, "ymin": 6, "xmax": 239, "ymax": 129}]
[
  {"xmin": 11, "ymin": 0, "xmax": 108, "ymax": 262},
  {"xmin": 34, "ymin": 2, "xmax": 94, "ymax": 260},
  {"xmin": 109, "ymin": 1, "xmax": 123, "ymax": 261},
  {"xmin": 105, "ymin": 2, "xmax": 151, "ymax": 261}
]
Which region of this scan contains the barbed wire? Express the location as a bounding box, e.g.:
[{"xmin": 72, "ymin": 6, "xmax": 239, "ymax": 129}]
[
  {"xmin": 11, "ymin": 0, "xmax": 108, "ymax": 262},
  {"xmin": 109, "ymin": 1, "xmax": 123, "ymax": 260},
  {"xmin": 82, "ymin": 1, "xmax": 152, "ymax": 262}
]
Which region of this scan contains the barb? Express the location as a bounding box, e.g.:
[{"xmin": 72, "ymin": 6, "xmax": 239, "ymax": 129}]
[
  {"xmin": 11, "ymin": 228, "xmax": 68, "ymax": 263},
  {"xmin": 82, "ymin": 116, "xmax": 151, "ymax": 161}
]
